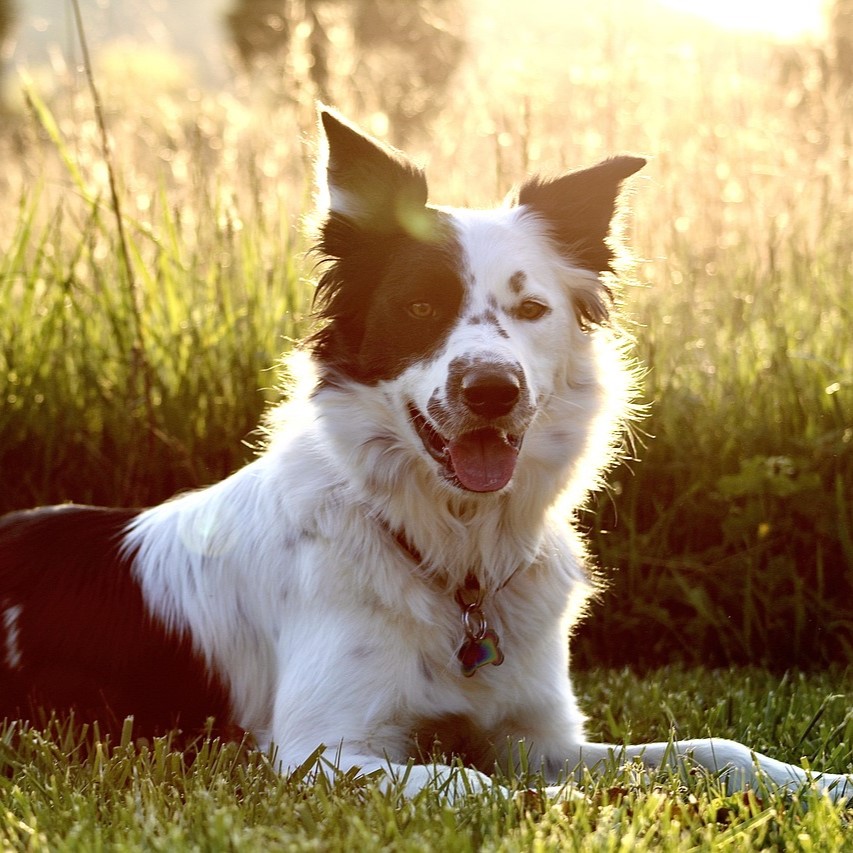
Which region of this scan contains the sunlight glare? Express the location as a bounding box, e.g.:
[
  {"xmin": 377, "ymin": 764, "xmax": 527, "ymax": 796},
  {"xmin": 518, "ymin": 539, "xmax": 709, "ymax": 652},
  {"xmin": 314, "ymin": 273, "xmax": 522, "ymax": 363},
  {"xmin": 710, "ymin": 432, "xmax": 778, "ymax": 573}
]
[{"xmin": 659, "ymin": 0, "xmax": 826, "ymax": 40}]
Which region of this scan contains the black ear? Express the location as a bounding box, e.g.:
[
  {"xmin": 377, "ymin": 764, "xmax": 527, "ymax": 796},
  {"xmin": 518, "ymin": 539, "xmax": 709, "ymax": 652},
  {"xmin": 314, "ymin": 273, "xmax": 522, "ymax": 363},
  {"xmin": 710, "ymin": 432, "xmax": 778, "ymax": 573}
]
[
  {"xmin": 516, "ymin": 156, "xmax": 645, "ymax": 273},
  {"xmin": 319, "ymin": 108, "xmax": 431, "ymax": 236}
]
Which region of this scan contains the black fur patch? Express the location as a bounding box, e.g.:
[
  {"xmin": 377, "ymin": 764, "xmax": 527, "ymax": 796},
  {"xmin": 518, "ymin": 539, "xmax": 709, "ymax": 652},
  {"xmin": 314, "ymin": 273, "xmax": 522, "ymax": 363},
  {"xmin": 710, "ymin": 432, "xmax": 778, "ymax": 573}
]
[
  {"xmin": 320, "ymin": 110, "xmax": 428, "ymax": 233},
  {"xmin": 0, "ymin": 505, "xmax": 233, "ymax": 738},
  {"xmin": 311, "ymin": 219, "xmax": 465, "ymax": 383},
  {"xmin": 311, "ymin": 111, "xmax": 470, "ymax": 383}
]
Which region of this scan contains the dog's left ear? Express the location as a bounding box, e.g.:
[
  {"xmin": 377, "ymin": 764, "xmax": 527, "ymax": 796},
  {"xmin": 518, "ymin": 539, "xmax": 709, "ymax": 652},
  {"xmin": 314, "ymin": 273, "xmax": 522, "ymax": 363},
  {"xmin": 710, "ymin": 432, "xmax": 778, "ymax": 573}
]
[
  {"xmin": 318, "ymin": 108, "xmax": 433, "ymax": 239},
  {"xmin": 516, "ymin": 156, "xmax": 645, "ymax": 274}
]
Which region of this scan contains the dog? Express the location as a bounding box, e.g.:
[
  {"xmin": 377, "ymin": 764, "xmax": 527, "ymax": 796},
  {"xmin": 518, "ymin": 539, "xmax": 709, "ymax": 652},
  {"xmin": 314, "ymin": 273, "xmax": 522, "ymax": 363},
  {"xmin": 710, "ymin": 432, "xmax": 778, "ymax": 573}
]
[{"xmin": 0, "ymin": 109, "xmax": 849, "ymax": 803}]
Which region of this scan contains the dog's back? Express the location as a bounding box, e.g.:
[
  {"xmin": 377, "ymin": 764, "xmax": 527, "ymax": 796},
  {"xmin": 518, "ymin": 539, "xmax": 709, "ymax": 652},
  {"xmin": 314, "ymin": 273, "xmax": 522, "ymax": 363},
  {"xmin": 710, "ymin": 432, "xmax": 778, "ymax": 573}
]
[{"xmin": 0, "ymin": 504, "xmax": 231, "ymax": 734}]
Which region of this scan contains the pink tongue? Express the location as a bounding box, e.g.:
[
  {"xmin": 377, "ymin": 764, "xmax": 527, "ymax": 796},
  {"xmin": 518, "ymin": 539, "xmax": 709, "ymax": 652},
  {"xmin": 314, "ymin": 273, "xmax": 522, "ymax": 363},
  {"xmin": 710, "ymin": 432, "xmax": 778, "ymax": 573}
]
[{"xmin": 448, "ymin": 429, "xmax": 518, "ymax": 493}]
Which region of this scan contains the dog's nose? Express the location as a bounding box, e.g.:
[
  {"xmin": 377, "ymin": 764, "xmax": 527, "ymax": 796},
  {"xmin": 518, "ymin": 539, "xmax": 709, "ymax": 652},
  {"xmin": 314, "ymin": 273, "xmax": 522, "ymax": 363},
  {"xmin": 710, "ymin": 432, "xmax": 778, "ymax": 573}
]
[{"xmin": 462, "ymin": 368, "xmax": 521, "ymax": 418}]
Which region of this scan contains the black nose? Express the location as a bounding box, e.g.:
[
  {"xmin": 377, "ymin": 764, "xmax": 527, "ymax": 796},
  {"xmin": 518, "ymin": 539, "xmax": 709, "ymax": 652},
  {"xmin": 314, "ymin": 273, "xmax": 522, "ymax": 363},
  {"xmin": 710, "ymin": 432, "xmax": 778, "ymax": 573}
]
[{"xmin": 461, "ymin": 368, "xmax": 521, "ymax": 418}]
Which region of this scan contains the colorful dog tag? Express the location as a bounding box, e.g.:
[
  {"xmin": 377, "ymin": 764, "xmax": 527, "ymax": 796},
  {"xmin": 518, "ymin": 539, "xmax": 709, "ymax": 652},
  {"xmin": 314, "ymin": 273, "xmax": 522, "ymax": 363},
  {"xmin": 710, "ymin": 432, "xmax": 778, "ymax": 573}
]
[
  {"xmin": 456, "ymin": 575, "xmax": 504, "ymax": 677},
  {"xmin": 458, "ymin": 628, "xmax": 504, "ymax": 677}
]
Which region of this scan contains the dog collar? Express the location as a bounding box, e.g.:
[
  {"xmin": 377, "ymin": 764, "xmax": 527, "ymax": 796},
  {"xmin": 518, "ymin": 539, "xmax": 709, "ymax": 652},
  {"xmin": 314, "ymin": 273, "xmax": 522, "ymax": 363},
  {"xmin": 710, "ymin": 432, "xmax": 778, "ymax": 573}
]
[{"xmin": 384, "ymin": 523, "xmax": 505, "ymax": 677}]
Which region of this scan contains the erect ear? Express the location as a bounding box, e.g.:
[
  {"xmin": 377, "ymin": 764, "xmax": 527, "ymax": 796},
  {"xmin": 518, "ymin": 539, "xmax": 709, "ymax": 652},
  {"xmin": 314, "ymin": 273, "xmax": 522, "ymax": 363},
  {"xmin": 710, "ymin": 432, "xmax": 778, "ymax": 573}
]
[
  {"xmin": 318, "ymin": 108, "xmax": 433, "ymax": 238},
  {"xmin": 516, "ymin": 156, "xmax": 645, "ymax": 273}
]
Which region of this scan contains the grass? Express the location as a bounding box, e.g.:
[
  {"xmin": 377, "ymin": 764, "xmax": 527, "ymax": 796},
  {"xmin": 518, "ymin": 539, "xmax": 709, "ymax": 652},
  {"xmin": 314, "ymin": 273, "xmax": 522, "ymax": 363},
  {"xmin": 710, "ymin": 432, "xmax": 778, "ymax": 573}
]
[
  {"xmin": 0, "ymin": 82, "xmax": 312, "ymax": 506},
  {"xmin": 1, "ymin": 668, "xmax": 850, "ymax": 851}
]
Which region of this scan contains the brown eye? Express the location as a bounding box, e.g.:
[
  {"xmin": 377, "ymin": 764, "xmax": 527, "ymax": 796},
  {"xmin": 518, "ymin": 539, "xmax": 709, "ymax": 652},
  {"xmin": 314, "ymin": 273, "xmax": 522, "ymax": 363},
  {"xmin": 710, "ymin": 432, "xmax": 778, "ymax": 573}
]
[
  {"xmin": 514, "ymin": 299, "xmax": 550, "ymax": 321},
  {"xmin": 408, "ymin": 302, "xmax": 436, "ymax": 319}
]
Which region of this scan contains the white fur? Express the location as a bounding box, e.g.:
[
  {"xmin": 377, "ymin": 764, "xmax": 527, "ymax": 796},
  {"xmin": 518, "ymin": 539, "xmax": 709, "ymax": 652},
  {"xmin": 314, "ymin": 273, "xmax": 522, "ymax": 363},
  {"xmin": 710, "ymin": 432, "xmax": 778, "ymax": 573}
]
[{"xmin": 123, "ymin": 199, "xmax": 850, "ymax": 805}]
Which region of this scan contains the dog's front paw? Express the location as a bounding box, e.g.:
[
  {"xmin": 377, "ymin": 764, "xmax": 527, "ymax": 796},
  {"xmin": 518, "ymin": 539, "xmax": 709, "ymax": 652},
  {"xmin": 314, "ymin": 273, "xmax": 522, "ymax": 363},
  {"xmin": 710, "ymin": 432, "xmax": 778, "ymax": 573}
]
[
  {"xmin": 818, "ymin": 774, "xmax": 852, "ymax": 806},
  {"xmin": 511, "ymin": 783, "xmax": 584, "ymax": 815},
  {"xmin": 392, "ymin": 763, "xmax": 501, "ymax": 801}
]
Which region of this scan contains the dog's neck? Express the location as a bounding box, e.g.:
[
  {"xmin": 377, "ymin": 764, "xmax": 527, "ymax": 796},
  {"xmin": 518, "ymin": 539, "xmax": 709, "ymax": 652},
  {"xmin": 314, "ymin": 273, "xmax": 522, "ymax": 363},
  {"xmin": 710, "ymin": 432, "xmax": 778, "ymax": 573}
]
[
  {"xmin": 383, "ymin": 518, "xmax": 512, "ymax": 677},
  {"xmin": 380, "ymin": 512, "xmax": 529, "ymax": 591},
  {"xmin": 366, "ymin": 479, "xmax": 547, "ymax": 594}
]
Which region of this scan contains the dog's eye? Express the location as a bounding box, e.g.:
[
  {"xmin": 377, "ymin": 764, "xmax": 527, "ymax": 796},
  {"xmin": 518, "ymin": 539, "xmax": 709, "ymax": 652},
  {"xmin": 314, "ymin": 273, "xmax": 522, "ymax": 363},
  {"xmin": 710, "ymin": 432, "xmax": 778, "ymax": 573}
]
[
  {"xmin": 408, "ymin": 302, "xmax": 436, "ymax": 319},
  {"xmin": 513, "ymin": 300, "xmax": 550, "ymax": 321}
]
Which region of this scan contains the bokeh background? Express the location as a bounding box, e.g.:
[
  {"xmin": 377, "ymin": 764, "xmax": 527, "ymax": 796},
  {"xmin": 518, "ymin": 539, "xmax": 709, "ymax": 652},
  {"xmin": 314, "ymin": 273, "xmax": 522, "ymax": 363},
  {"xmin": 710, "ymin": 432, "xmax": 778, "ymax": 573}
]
[{"xmin": 1, "ymin": 0, "xmax": 851, "ymax": 670}]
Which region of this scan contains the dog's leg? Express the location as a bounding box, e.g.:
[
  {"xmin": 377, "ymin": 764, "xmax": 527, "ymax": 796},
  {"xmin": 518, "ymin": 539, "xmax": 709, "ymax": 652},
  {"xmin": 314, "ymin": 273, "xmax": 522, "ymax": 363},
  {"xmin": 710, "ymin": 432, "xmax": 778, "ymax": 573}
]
[
  {"xmin": 358, "ymin": 756, "xmax": 501, "ymax": 800},
  {"xmin": 568, "ymin": 740, "xmax": 851, "ymax": 803}
]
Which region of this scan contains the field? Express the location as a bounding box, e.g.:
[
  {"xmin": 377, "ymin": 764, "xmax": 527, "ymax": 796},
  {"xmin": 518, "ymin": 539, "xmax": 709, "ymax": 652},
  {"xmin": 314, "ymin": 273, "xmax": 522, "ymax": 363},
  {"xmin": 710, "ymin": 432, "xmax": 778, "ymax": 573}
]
[{"xmin": 0, "ymin": 0, "xmax": 852, "ymax": 847}]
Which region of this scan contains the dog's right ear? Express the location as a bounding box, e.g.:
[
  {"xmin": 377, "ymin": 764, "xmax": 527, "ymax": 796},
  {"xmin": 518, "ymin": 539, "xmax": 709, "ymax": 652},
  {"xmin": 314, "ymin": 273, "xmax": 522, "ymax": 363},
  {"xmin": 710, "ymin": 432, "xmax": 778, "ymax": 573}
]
[{"xmin": 318, "ymin": 108, "xmax": 431, "ymax": 238}]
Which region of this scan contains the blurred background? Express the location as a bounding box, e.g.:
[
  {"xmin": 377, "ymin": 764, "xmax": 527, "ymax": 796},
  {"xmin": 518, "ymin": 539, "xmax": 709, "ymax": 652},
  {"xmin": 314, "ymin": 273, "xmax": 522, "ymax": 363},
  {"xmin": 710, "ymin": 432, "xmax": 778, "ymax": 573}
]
[{"xmin": 1, "ymin": 0, "xmax": 851, "ymax": 671}]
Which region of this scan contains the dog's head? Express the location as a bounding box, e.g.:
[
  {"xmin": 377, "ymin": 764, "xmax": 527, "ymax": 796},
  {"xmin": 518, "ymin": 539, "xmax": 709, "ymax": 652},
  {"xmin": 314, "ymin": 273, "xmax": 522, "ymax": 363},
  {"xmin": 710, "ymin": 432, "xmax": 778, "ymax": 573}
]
[{"xmin": 310, "ymin": 109, "xmax": 644, "ymax": 498}]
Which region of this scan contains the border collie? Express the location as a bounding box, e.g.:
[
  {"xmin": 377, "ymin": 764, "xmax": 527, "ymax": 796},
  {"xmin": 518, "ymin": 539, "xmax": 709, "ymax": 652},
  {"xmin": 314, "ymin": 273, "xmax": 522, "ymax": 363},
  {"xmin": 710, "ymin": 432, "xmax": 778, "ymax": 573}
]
[{"xmin": 1, "ymin": 109, "xmax": 849, "ymax": 802}]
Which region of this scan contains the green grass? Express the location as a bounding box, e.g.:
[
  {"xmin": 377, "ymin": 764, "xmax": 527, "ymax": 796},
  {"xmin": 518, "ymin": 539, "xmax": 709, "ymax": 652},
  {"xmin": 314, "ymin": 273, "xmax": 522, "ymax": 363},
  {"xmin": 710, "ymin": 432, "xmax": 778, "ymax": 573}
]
[
  {"xmin": 0, "ymin": 86, "xmax": 312, "ymax": 507},
  {"xmin": 1, "ymin": 668, "xmax": 850, "ymax": 851}
]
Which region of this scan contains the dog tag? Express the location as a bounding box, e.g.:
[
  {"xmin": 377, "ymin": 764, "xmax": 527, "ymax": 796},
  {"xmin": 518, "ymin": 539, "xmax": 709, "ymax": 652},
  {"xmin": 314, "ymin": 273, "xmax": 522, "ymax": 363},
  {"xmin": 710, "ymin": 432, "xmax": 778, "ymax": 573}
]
[
  {"xmin": 455, "ymin": 574, "xmax": 505, "ymax": 677},
  {"xmin": 458, "ymin": 628, "xmax": 504, "ymax": 677}
]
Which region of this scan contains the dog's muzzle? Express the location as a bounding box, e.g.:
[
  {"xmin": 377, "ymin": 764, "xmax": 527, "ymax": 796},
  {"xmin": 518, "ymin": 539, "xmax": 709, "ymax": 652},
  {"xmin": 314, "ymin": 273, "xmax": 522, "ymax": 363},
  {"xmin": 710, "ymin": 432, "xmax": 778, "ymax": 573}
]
[{"xmin": 408, "ymin": 363, "xmax": 528, "ymax": 493}]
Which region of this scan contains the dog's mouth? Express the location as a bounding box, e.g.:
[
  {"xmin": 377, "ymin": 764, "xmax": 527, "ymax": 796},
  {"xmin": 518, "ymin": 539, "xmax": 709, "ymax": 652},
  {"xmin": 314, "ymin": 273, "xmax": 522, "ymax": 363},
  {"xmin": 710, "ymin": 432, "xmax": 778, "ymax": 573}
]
[{"xmin": 407, "ymin": 405, "xmax": 523, "ymax": 493}]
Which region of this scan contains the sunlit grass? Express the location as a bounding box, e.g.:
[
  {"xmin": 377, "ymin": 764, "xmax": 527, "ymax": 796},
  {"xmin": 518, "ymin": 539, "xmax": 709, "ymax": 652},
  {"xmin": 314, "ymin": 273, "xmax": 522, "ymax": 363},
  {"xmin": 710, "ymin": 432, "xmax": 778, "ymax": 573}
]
[{"xmin": 0, "ymin": 668, "xmax": 850, "ymax": 851}]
